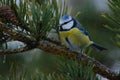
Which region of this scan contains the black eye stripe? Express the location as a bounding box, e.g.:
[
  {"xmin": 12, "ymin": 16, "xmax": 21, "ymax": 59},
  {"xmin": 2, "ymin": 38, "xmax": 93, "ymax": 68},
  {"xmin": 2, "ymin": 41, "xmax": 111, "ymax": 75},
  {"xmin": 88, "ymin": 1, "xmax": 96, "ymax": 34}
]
[{"xmin": 61, "ymin": 19, "xmax": 73, "ymax": 26}]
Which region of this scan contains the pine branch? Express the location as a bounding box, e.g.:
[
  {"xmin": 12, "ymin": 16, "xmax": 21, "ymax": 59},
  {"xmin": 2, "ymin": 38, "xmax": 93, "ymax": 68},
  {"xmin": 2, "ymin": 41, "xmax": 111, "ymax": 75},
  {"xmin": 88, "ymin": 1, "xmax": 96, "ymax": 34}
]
[
  {"xmin": 0, "ymin": 22, "xmax": 120, "ymax": 80},
  {"xmin": 0, "ymin": 22, "xmax": 36, "ymax": 45},
  {"xmin": 37, "ymin": 41, "xmax": 119, "ymax": 80},
  {"xmin": 0, "ymin": 46, "xmax": 33, "ymax": 54}
]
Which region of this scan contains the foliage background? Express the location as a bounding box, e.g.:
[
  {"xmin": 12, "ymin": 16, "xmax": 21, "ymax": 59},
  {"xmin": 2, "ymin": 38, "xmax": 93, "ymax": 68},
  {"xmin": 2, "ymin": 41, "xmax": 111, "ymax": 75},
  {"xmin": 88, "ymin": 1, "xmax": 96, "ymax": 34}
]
[
  {"xmin": 0, "ymin": 0, "xmax": 120, "ymax": 80},
  {"xmin": 67, "ymin": 0, "xmax": 120, "ymax": 70}
]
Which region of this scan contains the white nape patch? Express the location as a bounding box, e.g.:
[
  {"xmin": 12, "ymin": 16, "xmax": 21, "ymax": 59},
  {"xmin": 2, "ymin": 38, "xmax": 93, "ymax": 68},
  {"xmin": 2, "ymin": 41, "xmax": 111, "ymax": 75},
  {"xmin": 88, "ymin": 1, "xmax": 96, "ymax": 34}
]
[
  {"xmin": 59, "ymin": 16, "xmax": 72, "ymax": 25},
  {"xmin": 62, "ymin": 21, "xmax": 74, "ymax": 30}
]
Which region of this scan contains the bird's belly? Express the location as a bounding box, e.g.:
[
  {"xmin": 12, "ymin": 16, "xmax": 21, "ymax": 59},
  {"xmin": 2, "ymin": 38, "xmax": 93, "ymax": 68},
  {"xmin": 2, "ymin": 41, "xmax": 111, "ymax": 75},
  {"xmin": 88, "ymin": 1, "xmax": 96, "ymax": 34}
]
[
  {"xmin": 59, "ymin": 28, "xmax": 92, "ymax": 49},
  {"xmin": 68, "ymin": 33, "xmax": 90, "ymax": 48}
]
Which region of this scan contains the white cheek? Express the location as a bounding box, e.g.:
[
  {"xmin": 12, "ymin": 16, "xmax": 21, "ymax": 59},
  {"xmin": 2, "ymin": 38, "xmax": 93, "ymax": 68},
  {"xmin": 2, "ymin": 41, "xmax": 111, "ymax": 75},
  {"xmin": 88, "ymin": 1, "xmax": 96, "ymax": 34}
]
[{"xmin": 62, "ymin": 21, "xmax": 74, "ymax": 30}]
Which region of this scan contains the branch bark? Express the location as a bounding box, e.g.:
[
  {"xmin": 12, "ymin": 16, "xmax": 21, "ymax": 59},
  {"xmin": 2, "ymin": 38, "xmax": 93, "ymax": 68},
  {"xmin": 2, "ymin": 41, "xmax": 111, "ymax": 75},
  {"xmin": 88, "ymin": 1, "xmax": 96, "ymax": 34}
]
[
  {"xmin": 0, "ymin": 46, "xmax": 33, "ymax": 54},
  {"xmin": 0, "ymin": 22, "xmax": 120, "ymax": 80},
  {"xmin": 0, "ymin": 22, "xmax": 36, "ymax": 45}
]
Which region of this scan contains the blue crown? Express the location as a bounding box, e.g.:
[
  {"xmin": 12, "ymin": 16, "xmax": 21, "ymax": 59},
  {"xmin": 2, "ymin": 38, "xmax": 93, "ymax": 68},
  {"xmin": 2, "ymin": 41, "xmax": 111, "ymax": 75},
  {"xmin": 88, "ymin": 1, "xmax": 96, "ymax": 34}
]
[{"xmin": 62, "ymin": 14, "xmax": 69, "ymax": 19}]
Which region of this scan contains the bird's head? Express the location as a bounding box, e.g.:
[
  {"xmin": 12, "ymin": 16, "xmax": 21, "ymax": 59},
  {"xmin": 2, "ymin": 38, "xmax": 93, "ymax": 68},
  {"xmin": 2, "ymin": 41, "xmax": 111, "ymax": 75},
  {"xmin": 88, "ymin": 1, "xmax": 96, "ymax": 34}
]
[{"xmin": 59, "ymin": 14, "xmax": 76, "ymax": 31}]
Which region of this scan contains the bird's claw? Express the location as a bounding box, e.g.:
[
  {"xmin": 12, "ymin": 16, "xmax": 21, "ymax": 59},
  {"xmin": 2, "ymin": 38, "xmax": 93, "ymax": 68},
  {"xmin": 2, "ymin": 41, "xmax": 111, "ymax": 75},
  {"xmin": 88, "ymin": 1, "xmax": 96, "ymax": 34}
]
[{"xmin": 76, "ymin": 52, "xmax": 82, "ymax": 60}]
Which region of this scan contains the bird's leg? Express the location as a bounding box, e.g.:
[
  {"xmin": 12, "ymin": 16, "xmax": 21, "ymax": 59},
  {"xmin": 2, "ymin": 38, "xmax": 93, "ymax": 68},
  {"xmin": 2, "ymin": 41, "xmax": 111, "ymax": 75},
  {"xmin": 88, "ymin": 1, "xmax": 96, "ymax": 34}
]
[
  {"xmin": 77, "ymin": 50, "xmax": 83, "ymax": 80},
  {"xmin": 76, "ymin": 49, "xmax": 83, "ymax": 60}
]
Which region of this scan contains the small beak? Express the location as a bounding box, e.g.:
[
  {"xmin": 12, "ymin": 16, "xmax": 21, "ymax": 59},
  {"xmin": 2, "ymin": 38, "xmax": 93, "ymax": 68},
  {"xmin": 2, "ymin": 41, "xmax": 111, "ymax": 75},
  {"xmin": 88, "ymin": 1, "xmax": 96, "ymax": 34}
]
[{"xmin": 57, "ymin": 24, "xmax": 61, "ymax": 32}]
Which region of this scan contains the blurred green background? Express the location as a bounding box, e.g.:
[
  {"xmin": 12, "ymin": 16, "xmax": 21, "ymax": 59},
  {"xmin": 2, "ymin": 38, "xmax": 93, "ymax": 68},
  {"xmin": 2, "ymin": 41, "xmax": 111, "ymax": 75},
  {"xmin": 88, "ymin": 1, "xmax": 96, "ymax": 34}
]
[
  {"xmin": 0, "ymin": 0, "xmax": 120, "ymax": 79},
  {"xmin": 67, "ymin": 0, "xmax": 120, "ymax": 69}
]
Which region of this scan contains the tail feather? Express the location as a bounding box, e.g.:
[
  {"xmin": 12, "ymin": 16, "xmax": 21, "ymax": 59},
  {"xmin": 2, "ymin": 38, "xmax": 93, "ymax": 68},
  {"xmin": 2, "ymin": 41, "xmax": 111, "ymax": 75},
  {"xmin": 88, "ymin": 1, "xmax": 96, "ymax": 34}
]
[{"xmin": 90, "ymin": 43, "xmax": 107, "ymax": 51}]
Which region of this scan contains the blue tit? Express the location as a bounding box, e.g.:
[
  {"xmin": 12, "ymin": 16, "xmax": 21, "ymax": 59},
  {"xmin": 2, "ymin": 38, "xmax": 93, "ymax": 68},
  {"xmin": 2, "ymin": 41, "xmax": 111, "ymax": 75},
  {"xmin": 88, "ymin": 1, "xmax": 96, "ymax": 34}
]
[{"xmin": 58, "ymin": 14, "xmax": 107, "ymax": 58}]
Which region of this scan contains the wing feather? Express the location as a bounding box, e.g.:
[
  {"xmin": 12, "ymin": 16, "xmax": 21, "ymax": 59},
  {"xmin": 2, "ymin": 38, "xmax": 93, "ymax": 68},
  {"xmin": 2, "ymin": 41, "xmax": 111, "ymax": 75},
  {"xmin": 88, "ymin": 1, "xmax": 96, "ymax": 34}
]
[{"xmin": 73, "ymin": 18, "xmax": 89, "ymax": 36}]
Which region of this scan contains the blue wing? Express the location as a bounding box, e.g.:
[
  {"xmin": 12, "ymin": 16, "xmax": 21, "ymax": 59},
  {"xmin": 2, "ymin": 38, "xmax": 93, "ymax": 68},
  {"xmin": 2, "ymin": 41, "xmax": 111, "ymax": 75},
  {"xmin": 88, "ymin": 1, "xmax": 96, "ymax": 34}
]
[
  {"xmin": 77, "ymin": 24, "xmax": 89, "ymax": 36},
  {"xmin": 73, "ymin": 18, "xmax": 89, "ymax": 36}
]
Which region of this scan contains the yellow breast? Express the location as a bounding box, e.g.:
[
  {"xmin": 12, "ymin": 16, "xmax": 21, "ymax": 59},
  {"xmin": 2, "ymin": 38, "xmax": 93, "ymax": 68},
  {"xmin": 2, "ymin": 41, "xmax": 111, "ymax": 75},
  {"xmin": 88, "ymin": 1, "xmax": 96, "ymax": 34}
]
[{"xmin": 59, "ymin": 28, "xmax": 93, "ymax": 48}]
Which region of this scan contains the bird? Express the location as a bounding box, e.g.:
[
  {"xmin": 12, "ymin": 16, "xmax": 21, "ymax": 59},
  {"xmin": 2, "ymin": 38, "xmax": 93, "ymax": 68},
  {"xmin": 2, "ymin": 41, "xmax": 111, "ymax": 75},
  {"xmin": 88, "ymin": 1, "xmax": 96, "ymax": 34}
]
[{"xmin": 58, "ymin": 14, "xmax": 107, "ymax": 58}]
